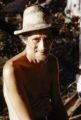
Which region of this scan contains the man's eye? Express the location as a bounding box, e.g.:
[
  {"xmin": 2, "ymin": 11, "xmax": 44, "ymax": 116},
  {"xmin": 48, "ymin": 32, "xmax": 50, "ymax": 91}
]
[{"xmin": 33, "ymin": 39, "xmax": 39, "ymax": 44}]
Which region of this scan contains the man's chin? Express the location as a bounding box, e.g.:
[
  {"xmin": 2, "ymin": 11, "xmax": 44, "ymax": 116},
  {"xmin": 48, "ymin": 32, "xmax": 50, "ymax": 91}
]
[{"xmin": 35, "ymin": 55, "xmax": 46, "ymax": 63}]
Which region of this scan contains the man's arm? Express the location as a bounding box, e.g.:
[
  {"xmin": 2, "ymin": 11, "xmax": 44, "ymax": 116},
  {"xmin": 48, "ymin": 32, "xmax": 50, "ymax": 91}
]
[
  {"xmin": 50, "ymin": 57, "xmax": 69, "ymax": 120},
  {"xmin": 3, "ymin": 61, "xmax": 32, "ymax": 120}
]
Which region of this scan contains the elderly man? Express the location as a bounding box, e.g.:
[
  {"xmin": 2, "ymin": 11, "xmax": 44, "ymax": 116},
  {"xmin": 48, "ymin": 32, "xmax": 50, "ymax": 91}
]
[{"xmin": 3, "ymin": 5, "xmax": 68, "ymax": 120}]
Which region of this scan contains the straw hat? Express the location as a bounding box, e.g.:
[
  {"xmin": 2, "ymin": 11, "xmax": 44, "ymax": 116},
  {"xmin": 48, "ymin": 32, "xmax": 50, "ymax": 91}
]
[{"xmin": 14, "ymin": 5, "xmax": 52, "ymax": 35}]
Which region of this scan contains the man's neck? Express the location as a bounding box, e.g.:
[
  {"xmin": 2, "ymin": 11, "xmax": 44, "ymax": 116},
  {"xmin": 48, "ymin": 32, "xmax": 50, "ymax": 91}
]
[{"xmin": 23, "ymin": 51, "xmax": 46, "ymax": 68}]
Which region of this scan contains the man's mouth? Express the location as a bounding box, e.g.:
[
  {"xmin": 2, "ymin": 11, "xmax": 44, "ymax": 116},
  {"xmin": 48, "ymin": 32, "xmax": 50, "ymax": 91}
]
[
  {"xmin": 38, "ymin": 51, "xmax": 48, "ymax": 55},
  {"xmin": 35, "ymin": 48, "xmax": 49, "ymax": 55}
]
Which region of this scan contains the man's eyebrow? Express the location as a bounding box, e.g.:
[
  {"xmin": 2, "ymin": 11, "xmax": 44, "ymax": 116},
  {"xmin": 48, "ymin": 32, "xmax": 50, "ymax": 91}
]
[
  {"xmin": 30, "ymin": 34, "xmax": 47, "ymax": 39},
  {"xmin": 30, "ymin": 35, "xmax": 40, "ymax": 39}
]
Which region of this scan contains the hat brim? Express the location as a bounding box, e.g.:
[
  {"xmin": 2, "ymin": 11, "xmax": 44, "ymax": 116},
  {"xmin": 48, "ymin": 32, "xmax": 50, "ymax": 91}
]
[{"xmin": 14, "ymin": 24, "xmax": 52, "ymax": 35}]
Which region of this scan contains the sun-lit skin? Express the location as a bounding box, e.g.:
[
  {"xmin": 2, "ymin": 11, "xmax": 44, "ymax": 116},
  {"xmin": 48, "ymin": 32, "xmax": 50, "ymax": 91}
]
[{"xmin": 20, "ymin": 30, "xmax": 53, "ymax": 64}]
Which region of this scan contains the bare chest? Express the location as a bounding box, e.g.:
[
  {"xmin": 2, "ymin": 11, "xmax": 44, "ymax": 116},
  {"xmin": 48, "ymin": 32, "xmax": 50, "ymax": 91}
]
[{"xmin": 19, "ymin": 65, "xmax": 52, "ymax": 97}]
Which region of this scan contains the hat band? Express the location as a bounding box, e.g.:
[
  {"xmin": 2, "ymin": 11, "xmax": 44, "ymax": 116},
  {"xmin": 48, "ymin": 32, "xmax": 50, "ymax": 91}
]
[{"xmin": 14, "ymin": 23, "xmax": 51, "ymax": 35}]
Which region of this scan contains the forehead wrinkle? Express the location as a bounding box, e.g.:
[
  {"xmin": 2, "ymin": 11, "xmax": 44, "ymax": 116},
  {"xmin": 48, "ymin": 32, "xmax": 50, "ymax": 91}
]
[{"xmin": 28, "ymin": 34, "xmax": 47, "ymax": 40}]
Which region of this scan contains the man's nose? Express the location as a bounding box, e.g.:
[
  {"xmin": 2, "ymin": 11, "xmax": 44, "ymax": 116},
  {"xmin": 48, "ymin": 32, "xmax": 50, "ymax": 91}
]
[{"xmin": 39, "ymin": 38, "xmax": 45, "ymax": 51}]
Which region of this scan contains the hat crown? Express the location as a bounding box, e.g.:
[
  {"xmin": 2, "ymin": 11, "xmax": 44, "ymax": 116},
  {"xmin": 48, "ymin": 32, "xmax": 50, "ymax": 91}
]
[
  {"xmin": 23, "ymin": 5, "xmax": 51, "ymax": 28},
  {"xmin": 14, "ymin": 5, "xmax": 52, "ymax": 35}
]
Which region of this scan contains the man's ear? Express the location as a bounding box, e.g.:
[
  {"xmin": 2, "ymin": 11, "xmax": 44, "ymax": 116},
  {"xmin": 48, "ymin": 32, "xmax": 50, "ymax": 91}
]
[{"xmin": 19, "ymin": 35, "xmax": 27, "ymax": 45}]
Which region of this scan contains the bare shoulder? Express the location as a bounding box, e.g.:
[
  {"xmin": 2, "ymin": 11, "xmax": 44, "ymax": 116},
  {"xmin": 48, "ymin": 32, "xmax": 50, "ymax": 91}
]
[
  {"xmin": 3, "ymin": 51, "xmax": 25, "ymax": 74},
  {"xmin": 3, "ymin": 59, "xmax": 14, "ymax": 79}
]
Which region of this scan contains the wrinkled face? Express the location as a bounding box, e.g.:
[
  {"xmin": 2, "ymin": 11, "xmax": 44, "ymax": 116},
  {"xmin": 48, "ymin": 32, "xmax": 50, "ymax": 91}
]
[{"xmin": 20, "ymin": 29, "xmax": 53, "ymax": 63}]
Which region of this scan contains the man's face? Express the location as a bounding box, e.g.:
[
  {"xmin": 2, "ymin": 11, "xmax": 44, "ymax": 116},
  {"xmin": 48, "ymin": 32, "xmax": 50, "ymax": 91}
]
[{"xmin": 21, "ymin": 29, "xmax": 53, "ymax": 63}]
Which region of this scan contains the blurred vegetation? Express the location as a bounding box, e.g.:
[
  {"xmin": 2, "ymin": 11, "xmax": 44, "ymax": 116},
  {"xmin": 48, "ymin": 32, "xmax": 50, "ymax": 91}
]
[{"xmin": 0, "ymin": 0, "xmax": 79, "ymax": 119}]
